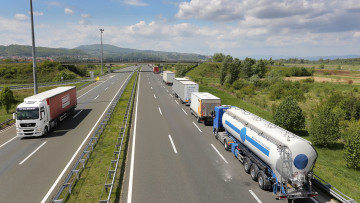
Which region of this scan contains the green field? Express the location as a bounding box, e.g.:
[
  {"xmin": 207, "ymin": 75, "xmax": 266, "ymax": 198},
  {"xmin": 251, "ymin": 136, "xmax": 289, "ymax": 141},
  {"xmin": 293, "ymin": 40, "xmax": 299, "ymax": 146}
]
[{"xmin": 185, "ymin": 62, "xmax": 360, "ymax": 202}]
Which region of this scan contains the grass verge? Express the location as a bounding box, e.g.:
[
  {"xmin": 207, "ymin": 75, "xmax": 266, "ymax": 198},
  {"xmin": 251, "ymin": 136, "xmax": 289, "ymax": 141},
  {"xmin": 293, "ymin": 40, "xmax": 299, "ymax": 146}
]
[{"xmin": 64, "ymin": 72, "xmax": 137, "ymax": 202}]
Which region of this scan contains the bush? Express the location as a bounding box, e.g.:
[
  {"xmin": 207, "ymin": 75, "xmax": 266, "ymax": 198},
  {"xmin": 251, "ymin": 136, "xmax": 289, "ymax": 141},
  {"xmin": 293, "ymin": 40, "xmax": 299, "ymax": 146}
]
[
  {"xmin": 302, "ymin": 78, "xmax": 314, "ymax": 83},
  {"xmin": 0, "ymin": 86, "xmax": 15, "ymax": 113},
  {"xmin": 240, "ymin": 84, "xmax": 255, "ymax": 96},
  {"xmin": 309, "ymin": 106, "xmax": 340, "ymax": 147},
  {"xmin": 274, "ymin": 96, "xmax": 305, "ymax": 132},
  {"xmin": 53, "ymin": 70, "xmax": 78, "ymax": 81},
  {"xmin": 344, "ymin": 121, "xmax": 360, "ymax": 169},
  {"xmin": 232, "ymin": 79, "xmax": 248, "ymax": 90}
]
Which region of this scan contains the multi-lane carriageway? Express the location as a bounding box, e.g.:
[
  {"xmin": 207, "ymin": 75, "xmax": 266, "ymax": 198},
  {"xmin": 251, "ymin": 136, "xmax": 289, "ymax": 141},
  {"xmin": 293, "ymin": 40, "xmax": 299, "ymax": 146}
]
[
  {"xmin": 121, "ymin": 65, "xmax": 333, "ymax": 203},
  {"xmin": 0, "ymin": 66, "xmax": 137, "ymax": 202},
  {"xmin": 0, "ymin": 65, "xmax": 332, "ymax": 203}
]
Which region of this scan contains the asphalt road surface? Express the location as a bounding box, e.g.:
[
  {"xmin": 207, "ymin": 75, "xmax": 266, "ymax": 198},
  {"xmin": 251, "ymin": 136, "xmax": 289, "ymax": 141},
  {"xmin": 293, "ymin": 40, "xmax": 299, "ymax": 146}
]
[
  {"xmin": 0, "ymin": 66, "xmax": 137, "ymax": 203},
  {"xmin": 121, "ymin": 66, "xmax": 334, "ymax": 203}
]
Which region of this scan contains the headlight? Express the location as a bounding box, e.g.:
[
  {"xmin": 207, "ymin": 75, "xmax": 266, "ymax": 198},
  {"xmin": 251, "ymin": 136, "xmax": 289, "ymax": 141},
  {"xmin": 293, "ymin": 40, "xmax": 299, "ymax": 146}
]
[{"xmin": 36, "ymin": 128, "xmax": 42, "ymax": 132}]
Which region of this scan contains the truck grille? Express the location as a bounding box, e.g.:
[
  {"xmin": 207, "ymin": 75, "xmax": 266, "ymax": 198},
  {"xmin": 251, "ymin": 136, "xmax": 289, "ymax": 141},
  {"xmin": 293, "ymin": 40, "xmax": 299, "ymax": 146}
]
[{"xmin": 20, "ymin": 123, "xmax": 36, "ymax": 127}]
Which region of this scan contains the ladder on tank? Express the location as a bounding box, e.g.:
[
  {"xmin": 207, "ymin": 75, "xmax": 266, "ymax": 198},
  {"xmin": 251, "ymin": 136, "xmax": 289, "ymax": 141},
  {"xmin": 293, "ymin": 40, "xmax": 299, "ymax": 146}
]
[{"xmin": 279, "ymin": 146, "xmax": 292, "ymax": 194}]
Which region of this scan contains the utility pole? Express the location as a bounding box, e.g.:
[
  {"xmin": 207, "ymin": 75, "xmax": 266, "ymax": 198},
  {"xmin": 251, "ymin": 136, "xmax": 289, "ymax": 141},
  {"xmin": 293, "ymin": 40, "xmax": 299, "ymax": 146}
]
[
  {"xmin": 30, "ymin": 0, "xmax": 38, "ymax": 94},
  {"xmin": 100, "ymin": 29, "xmax": 104, "ymax": 75}
]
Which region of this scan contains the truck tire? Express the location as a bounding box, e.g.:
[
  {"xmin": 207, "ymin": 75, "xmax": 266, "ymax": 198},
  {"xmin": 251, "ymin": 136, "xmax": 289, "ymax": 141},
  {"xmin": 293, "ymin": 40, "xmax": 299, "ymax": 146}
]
[
  {"xmin": 250, "ymin": 164, "xmax": 259, "ymax": 181},
  {"xmin": 197, "ymin": 117, "xmax": 201, "ymax": 123},
  {"xmin": 224, "ymin": 140, "xmax": 229, "ymax": 151},
  {"xmin": 203, "ymin": 118, "xmax": 207, "ymax": 126},
  {"xmin": 244, "ymin": 158, "xmax": 251, "ymax": 174},
  {"xmin": 257, "ymin": 171, "xmax": 266, "ymax": 190},
  {"xmin": 214, "ymin": 129, "xmax": 219, "ymax": 139},
  {"xmin": 43, "ymin": 126, "xmax": 48, "ymax": 136}
]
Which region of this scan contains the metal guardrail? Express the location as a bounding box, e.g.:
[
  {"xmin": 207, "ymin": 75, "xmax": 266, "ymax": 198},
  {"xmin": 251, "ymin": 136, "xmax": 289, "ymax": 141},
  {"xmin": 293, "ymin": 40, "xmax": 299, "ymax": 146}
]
[
  {"xmin": 52, "ymin": 70, "xmax": 136, "ymax": 202},
  {"xmin": 313, "ymin": 174, "xmax": 357, "ymax": 203},
  {"xmin": 99, "ymin": 70, "xmax": 138, "ymax": 203},
  {"xmin": 0, "ymin": 119, "xmax": 15, "ymax": 130}
]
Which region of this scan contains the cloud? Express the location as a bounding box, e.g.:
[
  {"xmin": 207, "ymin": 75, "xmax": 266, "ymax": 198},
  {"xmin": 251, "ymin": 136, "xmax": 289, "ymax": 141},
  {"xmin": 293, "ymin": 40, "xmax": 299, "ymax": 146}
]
[
  {"xmin": 124, "ymin": 0, "xmax": 149, "ymax": 6},
  {"xmin": 79, "ymin": 14, "xmax": 91, "ymax": 25},
  {"xmin": 176, "ymin": 0, "xmax": 244, "ymax": 21},
  {"xmin": 28, "ymin": 11, "xmax": 44, "ymax": 16},
  {"xmin": 15, "ymin": 14, "xmax": 28, "ymax": 21},
  {"xmin": 64, "ymin": 8, "xmax": 73, "ymax": 15}
]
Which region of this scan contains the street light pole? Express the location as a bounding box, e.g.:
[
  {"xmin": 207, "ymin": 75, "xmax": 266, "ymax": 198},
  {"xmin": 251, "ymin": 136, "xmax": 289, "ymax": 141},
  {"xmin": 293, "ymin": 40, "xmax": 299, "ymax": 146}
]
[
  {"xmin": 100, "ymin": 29, "xmax": 104, "ymax": 75},
  {"xmin": 30, "ymin": 0, "xmax": 38, "ymax": 94}
]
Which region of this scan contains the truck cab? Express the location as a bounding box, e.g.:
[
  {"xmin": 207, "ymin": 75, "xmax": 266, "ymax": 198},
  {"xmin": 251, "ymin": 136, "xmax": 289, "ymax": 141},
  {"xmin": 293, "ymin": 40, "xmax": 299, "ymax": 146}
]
[{"xmin": 14, "ymin": 100, "xmax": 50, "ymax": 137}]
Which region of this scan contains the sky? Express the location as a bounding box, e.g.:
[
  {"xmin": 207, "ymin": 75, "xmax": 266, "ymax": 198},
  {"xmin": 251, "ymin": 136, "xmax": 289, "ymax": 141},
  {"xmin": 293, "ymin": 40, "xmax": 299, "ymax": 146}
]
[{"xmin": 1, "ymin": 0, "xmax": 360, "ymax": 58}]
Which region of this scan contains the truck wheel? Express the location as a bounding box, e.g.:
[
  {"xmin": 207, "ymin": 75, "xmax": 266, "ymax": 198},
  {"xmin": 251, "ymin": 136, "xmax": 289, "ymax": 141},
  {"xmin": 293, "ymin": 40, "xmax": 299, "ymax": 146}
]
[
  {"xmin": 224, "ymin": 140, "xmax": 229, "ymax": 151},
  {"xmin": 250, "ymin": 164, "xmax": 259, "ymax": 181},
  {"xmin": 204, "ymin": 119, "xmax": 207, "ymax": 126},
  {"xmin": 244, "ymin": 158, "xmax": 251, "ymax": 174},
  {"xmin": 197, "ymin": 117, "xmax": 201, "ymax": 123},
  {"xmin": 257, "ymin": 171, "xmax": 266, "ymax": 190},
  {"xmin": 43, "ymin": 126, "xmax": 48, "ymax": 136},
  {"xmin": 54, "ymin": 119, "xmax": 58, "ymax": 128},
  {"xmin": 214, "ymin": 129, "xmax": 219, "ymax": 139}
]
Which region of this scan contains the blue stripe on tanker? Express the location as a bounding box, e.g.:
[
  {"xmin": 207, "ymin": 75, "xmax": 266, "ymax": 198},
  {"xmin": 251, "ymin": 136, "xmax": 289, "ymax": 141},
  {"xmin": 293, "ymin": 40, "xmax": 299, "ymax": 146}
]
[{"xmin": 225, "ymin": 120, "xmax": 270, "ymax": 157}]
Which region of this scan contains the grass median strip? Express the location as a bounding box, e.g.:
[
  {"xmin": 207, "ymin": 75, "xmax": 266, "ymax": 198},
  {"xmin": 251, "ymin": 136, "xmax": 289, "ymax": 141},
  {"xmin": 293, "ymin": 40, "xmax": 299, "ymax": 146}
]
[{"xmin": 64, "ymin": 72, "xmax": 137, "ymax": 202}]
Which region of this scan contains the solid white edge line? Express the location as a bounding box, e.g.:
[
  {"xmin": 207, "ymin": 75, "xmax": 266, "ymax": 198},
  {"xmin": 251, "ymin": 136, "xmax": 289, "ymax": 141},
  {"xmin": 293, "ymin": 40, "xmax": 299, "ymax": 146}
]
[
  {"xmin": 127, "ymin": 70, "xmax": 141, "ymax": 203},
  {"xmin": 94, "ymin": 95, "xmax": 99, "ymax": 100},
  {"xmin": 19, "ymin": 141, "xmax": 47, "ymax": 165},
  {"xmin": 182, "ymin": 108, "xmax": 188, "ymax": 115},
  {"xmin": 168, "ymin": 135, "xmax": 178, "ymax": 154},
  {"xmin": 0, "ymin": 136, "xmax": 17, "ymax": 149},
  {"xmin": 154, "ymin": 94, "xmax": 156, "ymax": 99},
  {"xmin": 192, "ymin": 121, "xmax": 203, "ymax": 133},
  {"xmin": 158, "ymin": 107, "xmax": 162, "ymax": 115},
  {"xmin": 41, "ymin": 72, "xmax": 132, "ymax": 203},
  {"xmin": 249, "ymin": 190, "xmax": 262, "ymax": 203},
  {"xmin": 73, "ymin": 109, "xmax": 83, "ymax": 118},
  {"xmin": 211, "ymin": 144, "xmax": 228, "ymax": 164},
  {"xmin": 175, "ymin": 100, "xmax": 179, "ymax": 105}
]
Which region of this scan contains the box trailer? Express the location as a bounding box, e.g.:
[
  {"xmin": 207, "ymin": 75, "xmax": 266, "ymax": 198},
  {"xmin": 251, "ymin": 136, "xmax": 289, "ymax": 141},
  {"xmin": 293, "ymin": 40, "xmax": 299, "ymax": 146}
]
[
  {"xmin": 190, "ymin": 92, "xmax": 221, "ymax": 125},
  {"xmin": 172, "ymin": 77, "xmax": 189, "ymax": 97},
  {"xmin": 153, "ymin": 66, "xmax": 159, "ymax": 73},
  {"xmin": 162, "ymin": 71, "xmax": 175, "ymax": 85},
  {"xmin": 176, "ymin": 80, "xmax": 199, "ymax": 105},
  {"xmin": 14, "ymin": 86, "xmax": 77, "ymax": 137}
]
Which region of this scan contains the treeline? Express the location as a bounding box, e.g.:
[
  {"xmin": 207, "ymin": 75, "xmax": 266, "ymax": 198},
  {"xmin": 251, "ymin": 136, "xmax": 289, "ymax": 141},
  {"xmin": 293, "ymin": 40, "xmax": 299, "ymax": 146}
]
[{"xmin": 275, "ymin": 57, "xmax": 360, "ymax": 65}]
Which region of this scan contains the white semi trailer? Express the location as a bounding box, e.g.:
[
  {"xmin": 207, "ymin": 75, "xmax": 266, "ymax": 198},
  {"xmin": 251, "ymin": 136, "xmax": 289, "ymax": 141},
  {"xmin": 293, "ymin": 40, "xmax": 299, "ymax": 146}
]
[
  {"xmin": 175, "ymin": 80, "xmax": 198, "ymax": 105},
  {"xmin": 162, "ymin": 71, "xmax": 175, "ymax": 85},
  {"xmin": 172, "ymin": 77, "xmax": 189, "ymax": 97},
  {"xmin": 213, "ymin": 106, "xmax": 318, "ymax": 200},
  {"xmin": 14, "ymin": 86, "xmax": 77, "ymax": 137},
  {"xmin": 190, "ymin": 92, "xmax": 221, "ymax": 125}
]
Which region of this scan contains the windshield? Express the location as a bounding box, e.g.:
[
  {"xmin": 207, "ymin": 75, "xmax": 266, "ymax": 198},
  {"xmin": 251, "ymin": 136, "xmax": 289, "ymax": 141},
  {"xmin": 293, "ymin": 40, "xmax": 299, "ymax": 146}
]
[{"xmin": 16, "ymin": 108, "xmax": 39, "ymax": 120}]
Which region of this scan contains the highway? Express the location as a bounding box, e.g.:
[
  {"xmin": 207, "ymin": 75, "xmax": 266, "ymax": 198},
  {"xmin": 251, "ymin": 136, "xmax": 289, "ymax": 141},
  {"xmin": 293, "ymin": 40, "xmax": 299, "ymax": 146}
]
[
  {"xmin": 0, "ymin": 66, "xmax": 137, "ymax": 203},
  {"xmin": 121, "ymin": 66, "xmax": 333, "ymax": 203}
]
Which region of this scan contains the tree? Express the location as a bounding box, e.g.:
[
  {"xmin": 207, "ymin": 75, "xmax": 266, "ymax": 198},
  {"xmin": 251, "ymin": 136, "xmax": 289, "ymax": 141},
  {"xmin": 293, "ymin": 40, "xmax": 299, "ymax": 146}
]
[
  {"xmin": 252, "ymin": 59, "xmax": 267, "ymax": 78},
  {"xmin": 212, "ymin": 53, "xmax": 225, "ymax": 62},
  {"xmin": 274, "ymin": 96, "xmax": 305, "ymax": 132},
  {"xmin": 242, "ymin": 57, "xmax": 256, "ymax": 78},
  {"xmin": 228, "ymin": 58, "xmax": 241, "ymax": 84},
  {"xmin": 309, "ymin": 106, "xmax": 340, "ymax": 147},
  {"xmin": 220, "ymin": 55, "xmax": 233, "ymax": 85},
  {"xmin": 343, "ymin": 121, "xmax": 360, "ymax": 169},
  {"xmin": 0, "ymin": 86, "xmax": 15, "ymax": 113}
]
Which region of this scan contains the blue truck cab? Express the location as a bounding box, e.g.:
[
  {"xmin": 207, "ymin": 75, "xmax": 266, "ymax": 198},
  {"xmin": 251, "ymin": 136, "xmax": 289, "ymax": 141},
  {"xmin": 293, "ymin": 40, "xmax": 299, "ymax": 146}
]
[{"xmin": 213, "ymin": 105, "xmax": 231, "ymax": 134}]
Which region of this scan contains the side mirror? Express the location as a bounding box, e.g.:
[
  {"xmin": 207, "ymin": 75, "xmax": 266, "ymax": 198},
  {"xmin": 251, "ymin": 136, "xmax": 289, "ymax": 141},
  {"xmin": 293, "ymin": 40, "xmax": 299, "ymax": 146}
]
[
  {"xmin": 13, "ymin": 113, "xmax": 16, "ymax": 120},
  {"xmin": 41, "ymin": 112, "xmax": 45, "ymax": 120}
]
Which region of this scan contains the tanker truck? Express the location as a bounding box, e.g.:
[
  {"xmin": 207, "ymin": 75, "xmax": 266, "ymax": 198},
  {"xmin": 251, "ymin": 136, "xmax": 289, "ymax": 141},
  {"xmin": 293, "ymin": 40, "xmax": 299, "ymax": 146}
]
[
  {"xmin": 14, "ymin": 86, "xmax": 77, "ymax": 138},
  {"xmin": 213, "ymin": 105, "xmax": 318, "ymax": 200}
]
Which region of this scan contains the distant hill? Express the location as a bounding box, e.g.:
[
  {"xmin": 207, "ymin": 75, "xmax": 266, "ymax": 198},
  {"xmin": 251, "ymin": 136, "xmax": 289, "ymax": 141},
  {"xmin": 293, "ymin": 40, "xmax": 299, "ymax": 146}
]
[
  {"xmin": 0, "ymin": 44, "xmax": 87, "ymax": 57},
  {"xmin": 75, "ymin": 44, "xmax": 208, "ymax": 61},
  {"xmin": 0, "ymin": 44, "xmax": 208, "ymax": 61}
]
